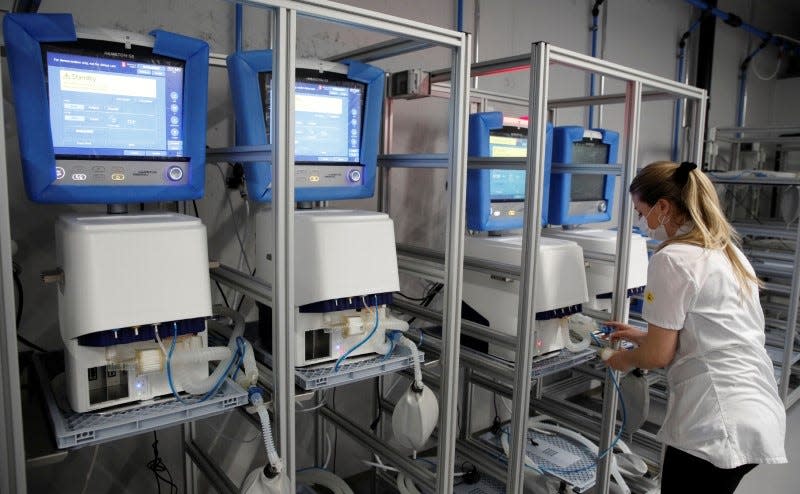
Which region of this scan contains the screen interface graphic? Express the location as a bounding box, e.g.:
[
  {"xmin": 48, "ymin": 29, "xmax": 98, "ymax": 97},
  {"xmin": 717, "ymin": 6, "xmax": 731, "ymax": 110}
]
[
  {"xmin": 45, "ymin": 46, "xmax": 185, "ymax": 160},
  {"xmin": 261, "ymin": 71, "xmax": 365, "ymax": 163},
  {"xmin": 489, "ymin": 133, "xmax": 527, "ymax": 200}
]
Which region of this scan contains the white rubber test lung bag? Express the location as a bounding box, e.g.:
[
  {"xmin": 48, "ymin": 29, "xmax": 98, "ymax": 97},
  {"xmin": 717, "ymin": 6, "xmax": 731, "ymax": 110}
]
[
  {"xmin": 240, "ymin": 468, "xmax": 291, "ymax": 494},
  {"xmin": 392, "ymin": 384, "xmax": 439, "ymax": 451}
]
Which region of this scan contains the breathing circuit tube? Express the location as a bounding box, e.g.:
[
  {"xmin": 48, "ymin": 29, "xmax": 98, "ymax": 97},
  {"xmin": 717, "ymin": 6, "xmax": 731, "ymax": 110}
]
[
  {"xmin": 167, "ymin": 304, "xmax": 246, "ymax": 395},
  {"xmin": 250, "ymin": 388, "xmax": 282, "ymax": 472},
  {"xmin": 296, "ymin": 469, "xmax": 354, "ymax": 494}
]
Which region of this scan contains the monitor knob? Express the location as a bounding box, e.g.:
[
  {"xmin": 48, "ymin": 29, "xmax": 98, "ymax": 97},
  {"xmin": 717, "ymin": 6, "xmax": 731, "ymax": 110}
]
[
  {"xmin": 167, "ymin": 166, "xmax": 184, "ymax": 182},
  {"xmin": 347, "ymin": 169, "xmax": 362, "ymax": 183}
]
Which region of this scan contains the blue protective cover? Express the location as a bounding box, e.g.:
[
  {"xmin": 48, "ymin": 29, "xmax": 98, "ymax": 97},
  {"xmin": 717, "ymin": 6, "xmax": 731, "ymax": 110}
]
[
  {"xmin": 548, "ymin": 125, "xmax": 619, "ymax": 225},
  {"xmin": 226, "ymin": 50, "xmax": 385, "ymax": 202},
  {"xmin": 466, "ymin": 111, "xmax": 552, "ymax": 231},
  {"xmin": 3, "ymin": 13, "xmax": 209, "ymax": 204}
]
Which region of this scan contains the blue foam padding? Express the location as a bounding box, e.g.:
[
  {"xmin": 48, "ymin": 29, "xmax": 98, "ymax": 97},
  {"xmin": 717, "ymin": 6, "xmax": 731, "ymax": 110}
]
[
  {"xmin": 3, "ymin": 13, "xmax": 209, "ymax": 204},
  {"xmin": 77, "ymin": 317, "xmax": 206, "ymax": 347},
  {"xmin": 299, "ymin": 292, "xmax": 394, "ymax": 314},
  {"xmin": 548, "ymin": 126, "xmax": 619, "ymax": 225},
  {"xmin": 536, "ymin": 304, "xmax": 582, "ymax": 321},
  {"xmin": 226, "ymin": 49, "xmax": 385, "ymax": 202},
  {"xmin": 466, "ymin": 111, "xmax": 552, "ymax": 231}
]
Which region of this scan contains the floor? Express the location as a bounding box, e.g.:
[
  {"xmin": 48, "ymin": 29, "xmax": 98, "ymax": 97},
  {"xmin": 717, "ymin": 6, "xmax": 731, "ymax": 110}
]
[{"xmin": 737, "ymin": 400, "xmax": 800, "ymax": 494}]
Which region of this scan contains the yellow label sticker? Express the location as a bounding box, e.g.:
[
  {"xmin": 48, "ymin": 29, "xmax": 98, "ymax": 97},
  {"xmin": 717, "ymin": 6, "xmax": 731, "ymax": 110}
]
[{"xmin": 645, "ymin": 291, "xmax": 655, "ymax": 303}]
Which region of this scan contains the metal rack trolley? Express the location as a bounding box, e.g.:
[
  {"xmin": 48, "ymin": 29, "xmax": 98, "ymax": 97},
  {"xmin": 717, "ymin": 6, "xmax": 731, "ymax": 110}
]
[
  {"xmin": 194, "ymin": 2, "xmax": 472, "ymax": 494},
  {"xmin": 0, "ymin": 2, "xmax": 470, "ymax": 493},
  {"xmin": 707, "ymin": 126, "xmax": 800, "ymax": 407},
  {"xmin": 378, "ymin": 44, "xmax": 706, "ymax": 492}
]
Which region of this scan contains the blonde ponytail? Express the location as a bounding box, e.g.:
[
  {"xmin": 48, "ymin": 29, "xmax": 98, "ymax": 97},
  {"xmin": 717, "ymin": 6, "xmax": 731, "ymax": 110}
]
[{"xmin": 630, "ymin": 161, "xmax": 762, "ymax": 293}]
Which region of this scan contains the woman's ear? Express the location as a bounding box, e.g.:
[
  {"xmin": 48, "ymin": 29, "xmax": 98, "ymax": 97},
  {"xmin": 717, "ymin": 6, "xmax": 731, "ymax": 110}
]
[{"xmin": 656, "ymin": 197, "xmax": 671, "ymax": 216}]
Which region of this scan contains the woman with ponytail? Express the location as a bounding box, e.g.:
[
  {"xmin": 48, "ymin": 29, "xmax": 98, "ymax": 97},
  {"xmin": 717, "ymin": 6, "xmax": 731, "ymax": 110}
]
[{"xmin": 604, "ymin": 161, "xmax": 787, "ymax": 493}]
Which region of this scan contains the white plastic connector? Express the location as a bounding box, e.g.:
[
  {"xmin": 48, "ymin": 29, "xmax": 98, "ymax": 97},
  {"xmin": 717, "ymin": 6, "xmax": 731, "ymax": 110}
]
[
  {"xmin": 599, "ymin": 348, "xmax": 616, "ymax": 361},
  {"xmin": 136, "ymin": 348, "xmax": 164, "ymax": 374},
  {"xmin": 345, "ymin": 316, "xmax": 364, "ymax": 336}
]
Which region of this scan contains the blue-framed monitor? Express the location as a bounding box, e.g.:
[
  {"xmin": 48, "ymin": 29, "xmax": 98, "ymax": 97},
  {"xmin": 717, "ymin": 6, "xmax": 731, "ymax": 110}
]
[
  {"xmin": 3, "ymin": 13, "xmax": 209, "ymax": 204},
  {"xmin": 226, "ymin": 50, "xmax": 384, "ymax": 202},
  {"xmin": 548, "ymin": 126, "xmax": 619, "ymax": 225},
  {"xmin": 466, "ymin": 112, "xmax": 552, "ymax": 231}
]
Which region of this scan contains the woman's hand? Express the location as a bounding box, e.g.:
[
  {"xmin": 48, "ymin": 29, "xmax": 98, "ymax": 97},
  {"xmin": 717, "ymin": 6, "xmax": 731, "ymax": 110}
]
[
  {"xmin": 605, "ymin": 349, "xmax": 634, "ymax": 372},
  {"xmin": 604, "ymin": 321, "xmax": 647, "ymax": 347}
]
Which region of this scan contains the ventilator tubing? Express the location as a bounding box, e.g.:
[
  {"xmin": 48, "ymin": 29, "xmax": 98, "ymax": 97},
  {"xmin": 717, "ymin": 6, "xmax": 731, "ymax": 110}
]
[{"xmin": 172, "ymin": 305, "xmax": 247, "ymax": 395}]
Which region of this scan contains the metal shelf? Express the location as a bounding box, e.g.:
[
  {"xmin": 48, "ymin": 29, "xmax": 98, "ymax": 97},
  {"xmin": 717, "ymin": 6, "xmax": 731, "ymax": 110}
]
[
  {"xmin": 32, "ymin": 353, "xmax": 247, "ymax": 450},
  {"xmin": 708, "ymin": 126, "xmax": 800, "ymax": 409},
  {"xmin": 378, "ymin": 154, "xmax": 623, "ymax": 175},
  {"xmin": 734, "ymin": 222, "xmax": 799, "ymax": 240},
  {"xmin": 707, "ymin": 172, "xmax": 800, "ymax": 186},
  {"xmin": 712, "ymin": 126, "xmax": 800, "ymax": 144}
]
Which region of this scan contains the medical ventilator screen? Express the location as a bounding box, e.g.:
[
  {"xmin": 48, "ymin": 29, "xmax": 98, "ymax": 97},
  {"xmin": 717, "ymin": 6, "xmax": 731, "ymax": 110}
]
[
  {"xmin": 570, "ymin": 141, "xmax": 609, "ymax": 201},
  {"xmin": 260, "ymin": 70, "xmax": 365, "ymax": 163},
  {"xmin": 44, "ymin": 46, "xmax": 185, "ymax": 160},
  {"xmin": 488, "ymin": 133, "xmax": 527, "ymax": 200}
]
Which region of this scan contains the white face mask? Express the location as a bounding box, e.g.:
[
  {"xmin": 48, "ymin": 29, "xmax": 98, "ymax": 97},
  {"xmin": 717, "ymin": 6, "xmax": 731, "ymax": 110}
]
[{"xmin": 636, "ymin": 204, "xmax": 670, "ymax": 241}]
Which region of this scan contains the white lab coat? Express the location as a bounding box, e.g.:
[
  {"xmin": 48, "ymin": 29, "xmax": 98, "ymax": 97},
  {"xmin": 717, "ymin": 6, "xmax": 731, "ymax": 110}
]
[{"xmin": 642, "ymin": 243, "xmax": 787, "ymax": 469}]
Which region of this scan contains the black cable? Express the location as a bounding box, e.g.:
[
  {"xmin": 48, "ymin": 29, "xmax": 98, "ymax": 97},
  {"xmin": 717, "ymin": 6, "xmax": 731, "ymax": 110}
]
[
  {"xmin": 192, "ymin": 199, "xmax": 200, "ymax": 218},
  {"xmin": 234, "ymin": 268, "xmax": 256, "ymax": 313},
  {"xmin": 13, "ymin": 266, "xmax": 47, "ymax": 353},
  {"xmin": 406, "ymin": 282, "xmax": 444, "ymax": 327},
  {"xmin": 12, "ymin": 267, "xmax": 22, "ymax": 327},
  {"xmin": 396, "ymin": 292, "xmax": 428, "ymax": 302},
  {"xmin": 369, "ymin": 378, "xmax": 382, "ymax": 432},
  {"xmin": 215, "ymin": 280, "xmax": 231, "ymax": 309},
  {"xmin": 146, "ymin": 431, "xmax": 178, "ymax": 494},
  {"xmin": 332, "ymin": 388, "xmax": 337, "ymax": 473},
  {"xmin": 17, "ymin": 335, "xmax": 47, "ymax": 353}
]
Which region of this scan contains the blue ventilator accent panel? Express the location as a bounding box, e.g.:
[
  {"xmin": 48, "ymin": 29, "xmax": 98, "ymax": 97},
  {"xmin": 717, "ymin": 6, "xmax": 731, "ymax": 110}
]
[
  {"xmin": 226, "ymin": 50, "xmax": 385, "ymax": 202},
  {"xmin": 466, "ymin": 111, "xmax": 553, "ymax": 231},
  {"xmin": 548, "ymin": 126, "xmax": 619, "ymax": 225},
  {"xmin": 3, "ymin": 13, "xmax": 209, "ymax": 204}
]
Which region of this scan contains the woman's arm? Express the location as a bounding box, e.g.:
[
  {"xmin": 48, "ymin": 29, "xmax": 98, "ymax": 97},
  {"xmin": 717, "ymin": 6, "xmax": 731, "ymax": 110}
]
[
  {"xmin": 604, "ymin": 321, "xmax": 647, "ymax": 346},
  {"xmin": 605, "ymin": 323, "xmax": 679, "ymax": 372}
]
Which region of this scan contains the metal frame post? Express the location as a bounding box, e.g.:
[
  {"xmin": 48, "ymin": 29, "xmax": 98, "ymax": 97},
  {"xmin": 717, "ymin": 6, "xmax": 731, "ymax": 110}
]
[
  {"xmin": 0, "ymin": 53, "xmax": 26, "ymax": 494},
  {"xmin": 435, "ymin": 30, "xmax": 471, "ymax": 494},
  {"xmin": 595, "ymin": 80, "xmax": 642, "ymax": 494},
  {"xmin": 459, "ymin": 368, "xmax": 473, "ymax": 440},
  {"xmin": 182, "ymin": 422, "xmax": 198, "ymax": 494},
  {"xmin": 271, "ymin": 6, "xmax": 297, "ymax": 489},
  {"xmin": 506, "ymin": 41, "xmax": 550, "ymax": 492},
  {"xmin": 779, "ymin": 226, "xmax": 800, "ymax": 401}
]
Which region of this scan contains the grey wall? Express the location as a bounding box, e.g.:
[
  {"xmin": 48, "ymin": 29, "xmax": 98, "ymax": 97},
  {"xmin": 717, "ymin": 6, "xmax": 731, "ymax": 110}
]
[{"xmin": 6, "ymin": 0, "xmax": 799, "ymax": 492}]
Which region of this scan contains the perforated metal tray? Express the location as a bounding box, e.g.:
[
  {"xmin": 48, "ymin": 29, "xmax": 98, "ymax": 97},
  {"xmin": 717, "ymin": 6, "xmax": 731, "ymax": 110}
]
[{"xmin": 33, "ymin": 353, "xmax": 248, "ymax": 449}]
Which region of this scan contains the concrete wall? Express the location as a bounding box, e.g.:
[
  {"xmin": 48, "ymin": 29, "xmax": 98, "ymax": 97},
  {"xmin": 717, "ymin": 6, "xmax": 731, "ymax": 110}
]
[{"xmin": 5, "ymin": 0, "xmax": 799, "ymax": 492}]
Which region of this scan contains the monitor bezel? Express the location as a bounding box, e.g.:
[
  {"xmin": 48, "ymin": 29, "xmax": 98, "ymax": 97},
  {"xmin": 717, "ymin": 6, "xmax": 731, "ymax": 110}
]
[
  {"xmin": 3, "ymin": 13, "xmax": 209, "ymax": 204},
  {"xmin": 226, "ymin": 49, "xmax": 385, "ymax": 203}
]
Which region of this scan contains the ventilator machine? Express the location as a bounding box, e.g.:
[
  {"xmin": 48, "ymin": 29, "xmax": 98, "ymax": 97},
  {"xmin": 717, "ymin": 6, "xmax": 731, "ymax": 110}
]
[{"xmin": 1, "ymin": 13, "xmax": 253, "ymax": 414}]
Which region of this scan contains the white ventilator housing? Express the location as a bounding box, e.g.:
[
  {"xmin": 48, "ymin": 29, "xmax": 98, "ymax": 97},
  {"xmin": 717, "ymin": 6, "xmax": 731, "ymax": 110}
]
[
  {"xmin": 56, "ymin": 213, "xmax": 213, "ymax": 412},
  {"xmin": 543, "ymin": 229, "xmax": 648, "ymax": 312},
  {"xmin": 462, "ymin": 235, "xmax": 589, "ymax": 361},
  {"xmin": 255, "ymin": 208, "xmax": 402, "ymax": 366}
]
